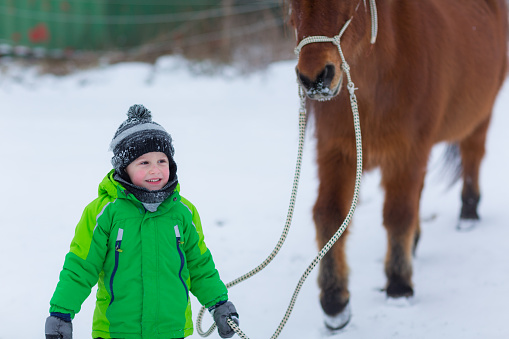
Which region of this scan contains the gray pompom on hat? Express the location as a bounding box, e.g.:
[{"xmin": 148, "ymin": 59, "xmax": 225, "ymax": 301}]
[{"xmin": 109, "ymin": 104, "xmax": 177, "ymax": 175}]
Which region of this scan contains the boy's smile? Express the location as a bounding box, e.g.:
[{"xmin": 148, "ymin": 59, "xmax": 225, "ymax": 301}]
[{"xmin": 125, "ymin": 152, "xmax": 170, "ymax": 191}]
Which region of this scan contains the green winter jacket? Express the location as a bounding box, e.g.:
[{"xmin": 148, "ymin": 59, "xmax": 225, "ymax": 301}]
[{"xmin": 49, "ymin": 170, "xmax": 228, "ymax": 338}]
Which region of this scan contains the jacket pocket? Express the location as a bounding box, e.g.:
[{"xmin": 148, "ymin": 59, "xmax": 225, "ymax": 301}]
[
  {"xmin": 109, "ymin": 228, "xmax": 123, "ymax": 305},
  {"xmin": 174, "ymin": 225, "xmax": 189, "ymax": 301}
]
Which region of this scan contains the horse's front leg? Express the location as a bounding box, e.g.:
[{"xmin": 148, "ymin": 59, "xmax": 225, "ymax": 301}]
[
  {"xmin": 381, "ymin": 159, "xmax": 427, "ymax": 298},
  {"xmin": 313, "ymin": 148, "xmax": 356, "ymax": 329}
]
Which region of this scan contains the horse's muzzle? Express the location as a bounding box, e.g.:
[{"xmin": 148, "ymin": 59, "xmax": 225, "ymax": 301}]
[{"xmin": 296, "ymin": 64, "xmax": 343, "ymax": 101}]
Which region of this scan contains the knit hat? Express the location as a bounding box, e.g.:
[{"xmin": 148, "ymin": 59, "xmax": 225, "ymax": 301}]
[{"xmin": 109, "ymin": 104, "xmax": 177, "ymax": 175}]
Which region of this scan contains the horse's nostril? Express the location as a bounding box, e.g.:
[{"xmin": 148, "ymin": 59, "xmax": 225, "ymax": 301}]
[
  {"xmin": 298, "ymin": 72, "xmax": 313, "ymax": 90},
  {"xmin": 318, "ymin": 64, "xmax": 335, "ymax": 88}
]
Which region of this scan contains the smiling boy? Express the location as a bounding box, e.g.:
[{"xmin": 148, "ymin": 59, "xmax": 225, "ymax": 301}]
[
  {"xmin": 126, "ymin": 152, "xmax": 171, "ymax": 191},
  {"xmin": 45, "ymin": 104, "xmax": 238, "ymax": 339}
]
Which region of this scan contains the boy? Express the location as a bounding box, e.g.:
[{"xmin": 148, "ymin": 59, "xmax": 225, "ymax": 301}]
[{"xmin": 45, "ymin": 104, "xmax": 238, "ymax": 339}]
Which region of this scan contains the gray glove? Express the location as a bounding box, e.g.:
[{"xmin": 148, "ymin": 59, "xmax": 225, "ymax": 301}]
[
  {"xmin": 210, "ymin": 301, "xmax": 239, "ymax": 338},
  {"xmin": 45, "ymin": 315, "xmax": 72, "ymax": 339}
]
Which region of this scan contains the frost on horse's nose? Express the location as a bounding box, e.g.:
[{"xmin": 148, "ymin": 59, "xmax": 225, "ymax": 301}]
[{"xmin": 297, "ymin": 64, "xmax": 336, "ymax": 97}]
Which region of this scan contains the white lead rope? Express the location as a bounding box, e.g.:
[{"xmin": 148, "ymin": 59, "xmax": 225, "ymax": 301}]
[
  {"xmin": 223, "ymin": 64, "xmax": 362, "ymax": 339},
  {"xmin": 196, "ymin": 1, "xmax": 376, "ymax": 336},
  {"xmin": 368, "ymin": 0, "xmax": 378, "ymax": 44}
]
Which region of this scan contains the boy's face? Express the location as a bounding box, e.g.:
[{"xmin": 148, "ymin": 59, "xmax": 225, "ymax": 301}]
[{"xmin": 125, "ymin": 152, "xmax": 170, "ymax": 191}]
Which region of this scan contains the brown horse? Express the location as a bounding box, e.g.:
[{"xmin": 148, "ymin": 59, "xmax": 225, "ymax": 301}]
[{"xmin": 289, "ymin": 0, "xmax": 508, "ymax": 330}]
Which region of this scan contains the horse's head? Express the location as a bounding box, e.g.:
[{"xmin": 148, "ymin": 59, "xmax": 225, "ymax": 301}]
[{"xmin": 290, "ymin": 0, "xmax": 373, "ymax": 101}]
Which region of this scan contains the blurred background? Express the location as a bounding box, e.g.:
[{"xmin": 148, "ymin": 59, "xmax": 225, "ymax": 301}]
[
  {"xmin": 0, "ymin": 0, "xmax": 294, "ymax": 75},
  {"xmin": 2, "ymin": 2, "xmax": 509, "ymax": 339}
]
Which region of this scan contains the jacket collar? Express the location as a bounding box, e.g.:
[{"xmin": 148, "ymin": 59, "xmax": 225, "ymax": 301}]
[{"xmin": 98, "ymin": 170, "xmax": 182, "ymax": 214}]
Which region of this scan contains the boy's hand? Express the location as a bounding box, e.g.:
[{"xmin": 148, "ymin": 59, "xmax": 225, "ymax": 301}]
[
  {"xmin": 45, "ymin": 315, "xmax": 72, "ymax": 339},
  {"xmin": 210, "ymin": 301, "xmax": 239, "ymax": 338}
]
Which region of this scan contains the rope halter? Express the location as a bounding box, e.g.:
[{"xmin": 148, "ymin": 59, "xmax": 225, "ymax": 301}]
[{"xmin": 293, "ymin": 0, "xmax": 377, "ymax": 99}]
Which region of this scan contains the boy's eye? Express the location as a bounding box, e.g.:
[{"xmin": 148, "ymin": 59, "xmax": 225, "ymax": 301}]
[{"xmin": 158, "ymin": 159, "xmax": 167, "ymax": 164}]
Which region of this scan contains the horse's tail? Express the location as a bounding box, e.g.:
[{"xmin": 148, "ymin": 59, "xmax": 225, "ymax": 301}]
[{"xmin": 441, "ymin": 143, "xmax": 463, "ymax": 187}]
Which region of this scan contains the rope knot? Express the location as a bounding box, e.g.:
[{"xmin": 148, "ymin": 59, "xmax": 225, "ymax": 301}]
[{"xmin": 332, "ymin": 35, "xmax": 341, "ymax": 46}]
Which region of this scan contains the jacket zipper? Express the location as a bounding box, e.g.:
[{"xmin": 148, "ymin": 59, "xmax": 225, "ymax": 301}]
[
  {"xmin": 174, "ymin": 225, "xmax": 189, "ymax": 301},
  {"xmin": 109, "ymin": 228, "xmax": 123, "ymax": 305}
]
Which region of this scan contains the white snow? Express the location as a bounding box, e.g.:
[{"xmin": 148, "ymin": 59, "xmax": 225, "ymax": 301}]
[{"xmin": 1, "ymin": 56, "xmax": 508, "ymax": 339}]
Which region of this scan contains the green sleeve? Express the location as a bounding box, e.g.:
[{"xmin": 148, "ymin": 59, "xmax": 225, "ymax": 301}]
[
  {"xmin": 49, "ymin": 198, "xmax": 112, "ymax": 318},
  {"xmin": 180, "ymin": 196, "xmax": 207, "ymax": 254}
]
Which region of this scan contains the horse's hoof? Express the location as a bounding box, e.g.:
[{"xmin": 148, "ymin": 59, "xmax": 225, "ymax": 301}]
[
  {"xmin": 323, "ymin": 302, "xmax": 351, "ymax": 331},
  {"xmin": 457, "ymin": 218, "xmax": 479, "ymax": 232},
  {"xmin": 386, "ymin": 280, "xmax": 414, "ymax": 298}
]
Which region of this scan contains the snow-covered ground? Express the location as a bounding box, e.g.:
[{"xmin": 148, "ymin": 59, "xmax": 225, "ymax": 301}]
[{"xmin": 1, "ymin": 56, "xmax": 508, "ymax": 339}]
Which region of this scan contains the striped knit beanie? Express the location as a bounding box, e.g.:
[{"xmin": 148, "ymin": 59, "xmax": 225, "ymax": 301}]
[{"xmin": 109, "ymin": 104, "xmax": 176, "ymax": 175}]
